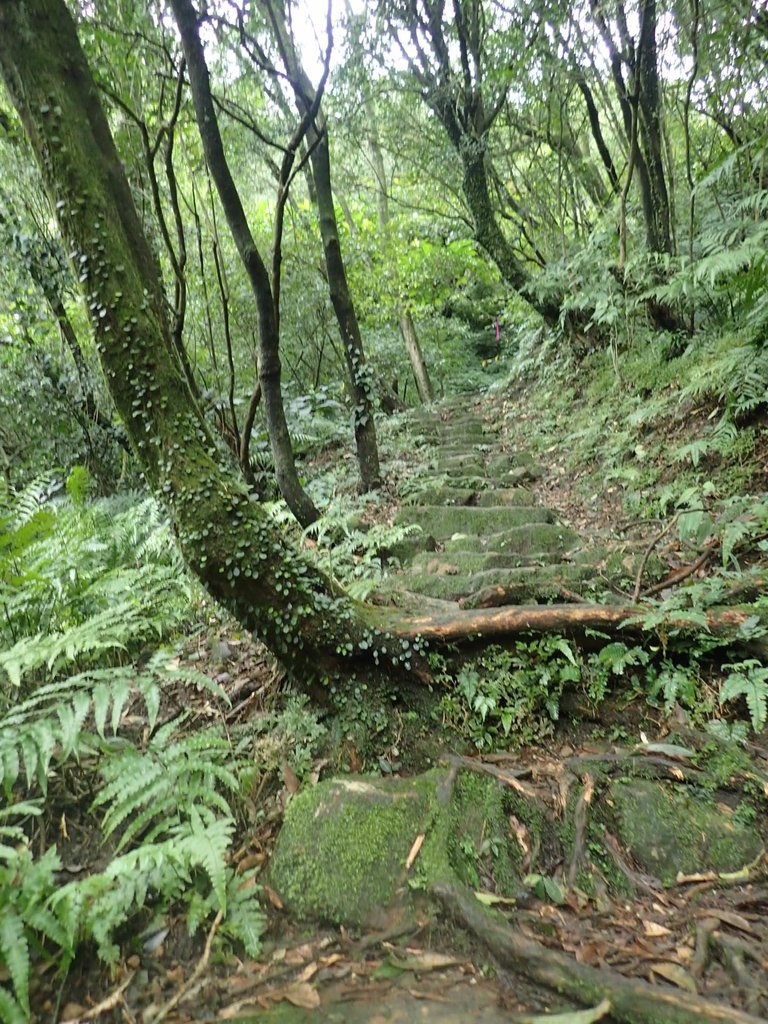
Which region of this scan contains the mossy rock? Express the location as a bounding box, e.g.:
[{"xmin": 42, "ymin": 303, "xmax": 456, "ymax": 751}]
[
  {"xmin": 606, "ymin": 779, "xmax": 764, "ymax": 886},
  {"xmin": 402, "ymin": 486, "xmax": 477, "ymax": 507},
  {"xmin": 394, "ymin": 505, "xmax": 553, "ymax": 539},
  {"xmin": 268, "ymin": 769, "xmax": 523, "ymax": 927},
  {"xmin": 442, "ymin": 523, "xmax": 580, "ymax": 556}
]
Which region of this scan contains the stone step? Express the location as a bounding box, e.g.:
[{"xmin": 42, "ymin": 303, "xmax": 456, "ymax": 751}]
[
  {"xmin": 442, "ymin": 522, "xmax": 580, "ymax": 556},
  {"xmin": 394, "ymin": 505, "xmax": 553, "ymax": 539},
  {"xmin": 402, "ymin": 486, "xmax": 533, "ymax": 507},
  {"xmin": 391, "ymin": 563, "xmax": 593, "ymax": 603},
  {"xmin": 410, "ymin": 550, "xmax": 559, "ymax": 573}
]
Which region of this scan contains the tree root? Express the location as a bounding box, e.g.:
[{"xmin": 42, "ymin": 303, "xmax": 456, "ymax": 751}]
[
  {"xmin": 377, "ymin": 601, "xmax": 764, "ymax": 653},
  {"xmin": 432, "ymin": 880, "xmax": 766, "ymax": 1024}
]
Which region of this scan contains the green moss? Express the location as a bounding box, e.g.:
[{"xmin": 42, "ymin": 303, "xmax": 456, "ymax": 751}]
[
  {"xmin": 268, "ymin": 773, "xmax": 443, "ymax": 926},
  {"xmin": 394, "ymin": 505, "xmax": 553, "ymax": 539},
  {"xmin": 605, "ymin": 779, "xmax": 763, "ymax": 886}
]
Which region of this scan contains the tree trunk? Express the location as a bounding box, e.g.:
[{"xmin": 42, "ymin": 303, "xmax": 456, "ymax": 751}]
[
  {"xmin": 459, "ymin": 147, "xmax": 561, "ymax": 326},
  {"xmin": 310, "ymin": 134, "xmax": 382, "ymax": 490},
  {"xmin": 262, "ymin": 0, "xmax": 381, "ymax": 492},
  {"xmin": 170, "ymin": 0, "xmax": 318, "ymax": 527},
  {"xmin": 636, "ymin": 0, "xmax": 672, "ymax": 257},
  {"xmin": 399, "ymin": 312, "xmax": 433, "ymax": 404}
]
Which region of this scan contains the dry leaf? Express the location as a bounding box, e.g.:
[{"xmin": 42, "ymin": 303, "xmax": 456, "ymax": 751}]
[
  {"xmin": 388, "ymin": 951, "xmax": 458, "ymax": 972},
  {"xmin": 642, "ymin": 920, "xmax": 672, "ymax": 937},
  {"xmin": 282, "ymin": 762, "xmax": 300, "ymax": 795},
  {"xmin": 263, "ymin": 885, "xmax": 284, "ymax": 910},
  {"xmin": 649, "ymin": 962, "xmax": 697, "ymax": 992},
  {"xmin": 283, "ymin": 982, "xmax": 321, "ymax": 1009}
]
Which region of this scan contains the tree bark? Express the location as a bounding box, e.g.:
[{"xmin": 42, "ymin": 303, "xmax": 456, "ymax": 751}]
[
  {"xmin": 399, "ymin": 312, "xmax": 433, "ymax": 404},
  {"xmin": 261, "ymin": 0, "xmax": 381, "ymax": 491},
  {"xmin": 170, "ymin": 0, "xmax": 318, "ymax": 527}
]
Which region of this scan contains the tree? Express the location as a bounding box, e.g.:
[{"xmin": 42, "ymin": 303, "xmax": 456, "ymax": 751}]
[
  {"xmin": 381, "ymin": 0, "xmax": 562, "ymax": 324},
  {"xmin": 169, "ymin": 0, "xmax": 319, "ymax": 526},
  {"xmin": 243, "ymin": 0, "xmax": 382, "ymax": 490}
]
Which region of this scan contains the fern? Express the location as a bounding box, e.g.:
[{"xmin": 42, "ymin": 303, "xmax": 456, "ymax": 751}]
[
  {"xmin": 0, "ymin": 660, "xmax": 225, "ymax": 796},
  {"xmin": 720, "ymin": 660, "xmax": 768, "ymax": 732},
  {"xmin": 94, "ymin": 719, "xmax": 244, "ymax": 851}
]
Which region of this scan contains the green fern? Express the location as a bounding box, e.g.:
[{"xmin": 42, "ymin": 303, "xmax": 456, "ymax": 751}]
[
  {"xmin": 0, "ymin": 660, "xmax": 225, "ymax": 796},
  {"xmin": 94, "ymin": 719, "xmax": 244, "ymax": 851},
  {"xmin": 720, "ymin": 660, "xmax": 768, "ymax": 732}
]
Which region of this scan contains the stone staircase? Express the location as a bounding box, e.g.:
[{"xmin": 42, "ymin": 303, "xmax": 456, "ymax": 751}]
[{"xmin": 384, "ymin": 400, "xmax": 595, "ymax": 608}]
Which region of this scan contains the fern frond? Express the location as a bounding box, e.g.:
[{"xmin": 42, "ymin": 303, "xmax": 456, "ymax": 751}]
[{"xmin": 0, "ymin": 912, "xmax": 29, "ymax": 1016}]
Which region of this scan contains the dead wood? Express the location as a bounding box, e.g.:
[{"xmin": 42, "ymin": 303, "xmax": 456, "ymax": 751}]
[{"xmin": 433, "ymin": 880, "xmax": 766, "ymax": 1024}]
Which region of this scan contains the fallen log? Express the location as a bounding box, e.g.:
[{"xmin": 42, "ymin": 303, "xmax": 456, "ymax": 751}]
[{"xmin": 433, "ymin": 880, "xmax": 765, "ymax": 1024}]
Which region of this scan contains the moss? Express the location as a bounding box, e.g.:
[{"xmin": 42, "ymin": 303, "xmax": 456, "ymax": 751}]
[
  {"xmin": 605, "ymin": 779, "xmax": 763, "ymax": 886},
  {"xmin": 268, "ymin": 773, "xmax": 443, "ymax": 926},
  {"xmin": 442, "ymin": 523, "xmax": 579, "ymax": 556},
  {"xmin": 394, "ymin": 505, "xmax": 553, "ymax": 539}
]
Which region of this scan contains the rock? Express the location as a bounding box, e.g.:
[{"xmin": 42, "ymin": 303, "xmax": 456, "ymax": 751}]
[{"xmin": 607, "ymin": 779, "xmax": 764, "ymax": 885}]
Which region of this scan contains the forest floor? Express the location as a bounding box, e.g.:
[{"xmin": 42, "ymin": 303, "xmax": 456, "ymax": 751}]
[{"xmin": 41, "ymin": 369, "xmax": 768, "ymax": 1024}]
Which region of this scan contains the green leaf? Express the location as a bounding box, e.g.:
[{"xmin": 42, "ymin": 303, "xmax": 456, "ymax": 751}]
[{"xmin": 0, "ymin": 911, "xmax": 29, "ymax": 1014}]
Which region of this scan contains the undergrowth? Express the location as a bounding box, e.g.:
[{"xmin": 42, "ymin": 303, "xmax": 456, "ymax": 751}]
[{"xmin": 0, "ymin": 474, "xmax": 270, "ymax": 1022}]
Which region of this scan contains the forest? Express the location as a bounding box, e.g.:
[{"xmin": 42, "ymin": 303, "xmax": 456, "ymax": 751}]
[{"xmin": 0, "ymin": 0, "xmax": 767, "ymax": 1021}]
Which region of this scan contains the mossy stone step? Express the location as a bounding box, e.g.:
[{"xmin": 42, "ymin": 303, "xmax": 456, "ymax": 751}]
[
  {"xmin": 393, "ymin": 564, "xmax": 592, "ymax": 602},
  {"xmin": 401, "ymin": 486, "xmax": 477, "ymax": 506},
  {"xmin": 394, "ymin": 505, "xmax": 553, "ymax": 538},
  {"xmin": 410, "ymin": 549, "xmax": 569, "ymax": 573},
  {"xmin": 403, "ymin": 486, "xmax": 533, "ymax": 507},
  {"xmin": 442, "ymin": 522, "xmax": 580, "ymax": 556}
]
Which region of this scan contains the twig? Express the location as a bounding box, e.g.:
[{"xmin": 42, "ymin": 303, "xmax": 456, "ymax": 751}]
[
  {"xmin": 60, "ymin": 971, "xmax": 135, "ymax": 1023},
  {"xmin": 641, "ymin": 538, "xmax": 719, "ymax": 598},
  {"xmin": 632, "ymin": 514, "xmax": 679, "ymax": 602},
  {"xmin": 148, "ymin": 909, "xmax": 223, "ymax": 1024}
]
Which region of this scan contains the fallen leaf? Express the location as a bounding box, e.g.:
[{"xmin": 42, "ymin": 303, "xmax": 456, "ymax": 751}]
[
  {"xmin": 282, "ymin": 762, "xmax": 300, "ymax": 795},
  {"xmin": 514, "ymin": 997, "xmax": 612, "ymax": 1023},
  {"xmin": 474, "ymin": 891, "xmax": 518, "ymax": 907},
  {"xmin": 282, "ymin": 982, "xmax": 321, "ymax": 1009},
  {"xmin": 387, "ymin": 951, "xmax": 458, "ymax": 972},
  {"xmin": 649, "ymin": 962, "xmax": 698, "ymax": 992},
  {"xmin": 263, "ymin": 884, "xmax": 284, "ymax": 910},
  {"xmin": 697, "ymin": 909, "xmax": 755, "ymax": 934},
  {"xmin": 642, "ymin": 920, "xmax": 672, "ymax": 937}
]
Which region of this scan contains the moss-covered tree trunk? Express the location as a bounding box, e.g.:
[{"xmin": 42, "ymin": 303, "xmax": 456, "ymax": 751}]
[{"xmin": 0, "ymin": 0, "xmax": 354, "ymax": 669}]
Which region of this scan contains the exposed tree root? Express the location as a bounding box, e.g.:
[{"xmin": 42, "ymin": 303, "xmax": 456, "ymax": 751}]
[
  {"xmin": 376, "ymin": 601, "xmax": 763, "ymax": 652},
  {"xmin": 433, "ymin": 880, "xmax": 766, "ymax": 1024}
]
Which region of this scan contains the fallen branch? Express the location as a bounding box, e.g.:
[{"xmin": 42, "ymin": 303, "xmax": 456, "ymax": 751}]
[
  {"xmin": 641, "ymin": 538, "xmax": 719, "ymax": 598},
  {"xmin": 633, "ymin": 514, "xmax": 679, "ymax": 602},
  {"xmin": 433, "ymin": 880, "xmax": 765, "ymax": 1024}
]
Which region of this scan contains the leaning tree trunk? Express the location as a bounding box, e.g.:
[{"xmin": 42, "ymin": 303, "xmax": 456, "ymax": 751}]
[
  {"xmin": 459, "ymin": 146, "xmax": 561, "ymax": 327},
  {"xmin": 170, "ymin": 0, "xmax": 318, "ymax": 527},
  {"xmin": 0, "ymin": 0, "xmax": 348, "ymax": 669},
  {"xmin": 399, "ymin": 312, "xmax": 433, "ymax": 404}
]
